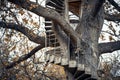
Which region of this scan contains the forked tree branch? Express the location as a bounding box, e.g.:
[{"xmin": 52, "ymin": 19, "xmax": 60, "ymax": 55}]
[
  {"xmin": 5, "ymin": 45, "xmax": 44, "ymax": 69},
  {"xmin": 104, "ymin": 13, "xmax": 120, "ymax": 22},
  {"xmin": 108, "ymin": 0, "xmax": 120, "ymax": 12},
  {"xmin": 98, "ymin": 41, "xmax": 120, "ymax": 55},
  {"xmin": 7, "ymin": 0, "xmax": 79, "ymax": 45},
  {"xmin": 0, "ymin": 21, "xmax": 45, "ymax": 44}
]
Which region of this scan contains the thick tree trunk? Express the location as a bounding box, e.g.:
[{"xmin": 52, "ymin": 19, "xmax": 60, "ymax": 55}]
[{"xmin": 75, "ymin": 0, "xmax": 104, "ymax": 78}]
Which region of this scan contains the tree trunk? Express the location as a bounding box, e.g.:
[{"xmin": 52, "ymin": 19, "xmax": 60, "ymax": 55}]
[{"xmin": 75, "ymin": 0, "xmax": 104, "ymax": 78}]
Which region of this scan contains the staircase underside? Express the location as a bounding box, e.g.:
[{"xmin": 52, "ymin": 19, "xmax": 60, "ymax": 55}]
[{"xmin": 44, "ymin": 49, "xmax": 97, "ymax": 80}]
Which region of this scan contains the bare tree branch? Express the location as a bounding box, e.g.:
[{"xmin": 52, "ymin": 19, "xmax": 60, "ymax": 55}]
[
  {"xmin": 104, "ymin": 13, "xmax": 120, "ymax": 22},
  {"xmin": 108, "ymin": 0, "xmax": 120, "ymax": 12},
  {"xmin": 102, "ymin": 30, "xmax": 120, "ymax": 38},
  {"xmin": 0, "ymin": 21, "xmax": 45, "ymax": 44},
  {"xmin": 98, "ymin": 41, "xmax": 120, "ymax": 55},
  {"xmin": 5, "ymin": 44, "xmax": 44, "ymax": 69},
  {"xmin": 7, "ymin": 0, "xmax": 79, "ymax": 45}
]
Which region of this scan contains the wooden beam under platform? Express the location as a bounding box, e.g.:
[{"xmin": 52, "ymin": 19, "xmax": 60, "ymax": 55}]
[{"xmin": 69, "ymin": 0, "xmax": 81, "ymax": 16}]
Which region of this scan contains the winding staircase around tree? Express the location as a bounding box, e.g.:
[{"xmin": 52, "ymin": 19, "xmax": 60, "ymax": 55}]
[{"xmin": 44, "ymin": 0, "xmax": 97, "ymax": 80}]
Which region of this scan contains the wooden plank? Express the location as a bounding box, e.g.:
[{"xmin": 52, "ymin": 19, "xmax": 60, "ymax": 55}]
[
  {"xmin": 69, "ymin": 60, "xmax": 77, "ymax": 68},
  {"xmin": 54, "ymin": 55, "xmax": 62, "ymax": 64},
  {"xmin": 45, "ymin": 47, "xmax": 61, "ymax": 54},
  {"xmin": 45, "ymin": 27, "xmax": 52, "ymax": 30},
  {"xmin": 64, "ymin": 0, "xmax": 69, "ymax": 22},
  {"xmin": 47, "ymin": 33, "xmax": 55, "ymax": 37},
  {"xmin": 77, "ymin": 64, "xmax": 84, "ymax": 71},
  {"xmin": 61, "ymin": 57, "xmax": 69, "ymax": 66},
  {"xmin": 51, "ymin": 0, "xmax": 64, "ymax": 6},
  {"xmin": 51, "ymin": 43, "xmax": 60, "ymax": 47},
  {"xmin": 46, "ymin": 1, "xmax": 63, "ymax": 10},
  {"xmin": 45, "ymin": 25, "xmax": 52, "ymax": 28},
  {"xmin": 47, "ymin": 35, "xmax": 56, "ymax": 39},
  {"xmin": 70, "ymin": 19, "xmax": 79, "ymax": 23},
  {"xmin": 85, "ymin": 66, "xmax": 91, "ymax": 75},
  {"xmin": 69, "ymin": 1, "xmax": 81, "ymax": 16},
  {"xmin": 45, "ymin": 18, "xmax": 51, "ymax": 21},
  {"xmin": 49, "ymin": 38, "xmax": 58, "ymax": 43},
  {"xmin": 45, "ymin": 21, "xmax": 52, "ymax": 23},
  {"xmin": 46, "ymin": 54, "xmax": 50, "ymax": 62},
  {"xmin": 46, "ymin": 31, "xmax": 54, "ymax": 35},
  {"xmin": 45, "ymin": 22, "xmax": 52, "ymax": 26},
  {"xmin": 46, "ymin": 30, "xmax": 53, "ymax": 33},
  {"xmin": 49, "ymin": 55, "xmax": 55, "ymax": 63}
]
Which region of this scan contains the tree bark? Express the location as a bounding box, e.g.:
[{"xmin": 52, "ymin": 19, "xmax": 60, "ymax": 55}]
[
  {"xmin": 0, "ymin": 21, "xmax": 45, "ymax": 44},
  {"xmin": 7, "ymin": 0, "xmax": 80, "ymax": 46},
  {"xmin": 98, "ymin": 41, "xmax": 120, "ymax": 54},
  {"xmin": 3, "ymin": 0, "xmax": 120, "ymax": 79},
  {"xmin": 75, "ymin": 0, "xmax": 104, "ymax": 78}
]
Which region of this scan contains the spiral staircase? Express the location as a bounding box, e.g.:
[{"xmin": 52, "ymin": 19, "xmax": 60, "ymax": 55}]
[{"xmin": 44, "ymin": 0, "xmax": 97, "ymax": 80}]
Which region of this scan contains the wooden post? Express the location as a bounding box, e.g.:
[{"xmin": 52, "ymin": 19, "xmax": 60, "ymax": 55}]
[{"xmin": 64, "ymin": 0, "xmax": 69, "ymax": 23}]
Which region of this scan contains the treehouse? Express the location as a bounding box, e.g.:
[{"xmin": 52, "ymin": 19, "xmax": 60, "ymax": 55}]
[{"xmin": 44, "ymin": 0, "xmax": 97, "ymax": 80}]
